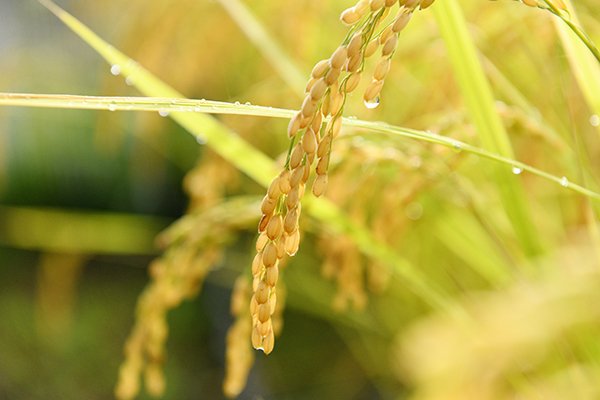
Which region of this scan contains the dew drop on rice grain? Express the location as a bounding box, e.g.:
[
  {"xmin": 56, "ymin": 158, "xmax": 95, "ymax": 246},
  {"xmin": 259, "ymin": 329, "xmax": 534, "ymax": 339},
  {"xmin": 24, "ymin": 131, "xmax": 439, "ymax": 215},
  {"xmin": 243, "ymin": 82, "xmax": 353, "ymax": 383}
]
[{"xmin": 364, "ymin": 96, "xmax": 380, "ymax": 109}]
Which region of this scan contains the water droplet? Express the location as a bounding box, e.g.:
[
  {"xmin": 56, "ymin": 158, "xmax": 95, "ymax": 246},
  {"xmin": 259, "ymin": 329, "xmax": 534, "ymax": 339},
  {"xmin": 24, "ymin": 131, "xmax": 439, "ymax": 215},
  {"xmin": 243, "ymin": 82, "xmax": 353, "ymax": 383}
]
[
  {"xmin": 405, "ymin": 202, "xmax": 423, "ymax": 221},
  {"xmin": 158, "ymin": 110, "xmax": 169, "ymax": 117},
  {"xmin": 196, "ymin": 135, "xmax": 207, "ymax": 145},
  {"xmin": 560, "ymin": 176, "xmax": 569, "ymax": 187},
  {"xmin": 125, "ymin": 76, "xmax": 134, "ymax": 86},
  {"xmin": 244, "ymin": 101, "xmax": 251, "ymax": 106},
  {"xmin": 108, "ymin": 102, "xmax": 117, "ymax": 111},
  {"xmin": 409, "ymin": 155, "xmax": 422, "ymax": 169},
  {"xmin": 110, "ymin": 64, "xmax": 121, "ymax": 76},
  {"xmin": 512, "ymin": 166, "xmax": 523, "ymax": 175},
  {"xmin": 452, "ymin": 141, "xmax": 462, "ymax": 152},
  {"xmin": 590, "ymin": 114, "xmax": 600, "ymax": 127},
  {"xmin": 363, "ymin": 96, "xmax": 380, "ymax": 109},
  {"xmin": 234, "ymin": 101, "xmax": 241, "ymax": 106}
]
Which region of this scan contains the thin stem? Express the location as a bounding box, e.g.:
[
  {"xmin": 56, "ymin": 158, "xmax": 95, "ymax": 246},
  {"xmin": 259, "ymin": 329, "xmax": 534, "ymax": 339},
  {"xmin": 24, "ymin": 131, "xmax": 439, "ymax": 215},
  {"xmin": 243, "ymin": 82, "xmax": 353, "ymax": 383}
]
[
  {"xmin": 1, "ymin": 92, "xmax": 599, "ymax": 202},
  {"xmin": 540, "ymin": 0, "xmax": 600, "ymax": 64}
]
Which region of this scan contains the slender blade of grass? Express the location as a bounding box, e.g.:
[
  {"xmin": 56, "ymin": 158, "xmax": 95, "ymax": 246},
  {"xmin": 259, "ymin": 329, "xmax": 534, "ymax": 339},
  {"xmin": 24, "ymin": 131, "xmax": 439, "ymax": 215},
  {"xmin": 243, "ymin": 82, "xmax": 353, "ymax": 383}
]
[
  {"xmin": 551, "ymin": 0, "xmax": 600, "ymax": 264},
  {"xmin": 553, "ymin": 0, "xmax": 600, "ymax": 128},
  {"xmin": 216, "ymin": 0, "xmax": 306, "ymax": 95},
  {"xmin": 433, "ymin": 0, "xmax": 542, "ymax": 257},
  {"xmin": 483, "ymin": 56, "xmax": 567, "ymax": 151},
  {"xmin": 36, "ymin": 0, "xmax": 455, "ymax": 315},
  {"xmin": 434, "ymin": 207, "xmax": 512, "ymax": 286},
  {"xmin": 2, "ymin": 92, "xmax": 600, "ymax": 202},
  {"xmin": 541, "ymin": 0, "xmax": 600, "ymax": 64}
]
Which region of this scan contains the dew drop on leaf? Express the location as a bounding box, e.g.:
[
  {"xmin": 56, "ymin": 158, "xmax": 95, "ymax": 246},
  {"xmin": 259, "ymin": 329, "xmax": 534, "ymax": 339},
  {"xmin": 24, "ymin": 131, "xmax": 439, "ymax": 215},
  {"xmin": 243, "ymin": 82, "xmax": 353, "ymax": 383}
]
[
  {"xmin": 196, "ymin": 135, "xmax": 207, "ymax": 145},
  {"xmin": 110, "ymin": 64, "xmax": 121, "ymax": 76}
]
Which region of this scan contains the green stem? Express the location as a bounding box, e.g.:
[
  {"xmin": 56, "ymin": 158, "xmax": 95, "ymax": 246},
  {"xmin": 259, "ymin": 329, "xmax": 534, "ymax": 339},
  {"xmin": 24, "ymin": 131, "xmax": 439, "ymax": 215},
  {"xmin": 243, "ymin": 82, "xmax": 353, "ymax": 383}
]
[{"xmin": 540, "ymin": 0, "xmax": 600, "ymax": 64}]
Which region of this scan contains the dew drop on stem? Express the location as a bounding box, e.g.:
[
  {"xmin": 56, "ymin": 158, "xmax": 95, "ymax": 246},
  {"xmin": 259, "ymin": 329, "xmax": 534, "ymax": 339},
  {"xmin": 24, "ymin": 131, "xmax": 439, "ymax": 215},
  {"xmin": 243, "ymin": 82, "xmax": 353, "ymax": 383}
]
[
  {"xmin": 560, "ymin": 176, "xmax": 569, "ymax": 187},
  {"xmin": 512, "ymin": 166, "xmax": 523, "ymax": 175},
  {"xmin": 196, "ymin": 134, "xmax": 207, "ymax": 145}
]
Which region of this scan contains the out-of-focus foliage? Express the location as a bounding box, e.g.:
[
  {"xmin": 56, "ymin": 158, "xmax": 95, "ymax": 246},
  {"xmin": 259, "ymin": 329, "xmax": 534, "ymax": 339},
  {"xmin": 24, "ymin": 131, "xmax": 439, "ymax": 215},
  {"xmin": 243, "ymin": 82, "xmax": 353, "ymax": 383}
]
[{"xmin": 1, "ymin": 0, "xmax": 600, "ymax": 399}]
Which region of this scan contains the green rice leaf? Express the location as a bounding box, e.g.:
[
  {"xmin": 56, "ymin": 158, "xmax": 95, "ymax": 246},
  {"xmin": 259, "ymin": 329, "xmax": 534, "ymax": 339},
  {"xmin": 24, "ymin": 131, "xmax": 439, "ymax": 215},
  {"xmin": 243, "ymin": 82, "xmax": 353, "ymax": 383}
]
[{"xmin": 433, "ymin": 0, "xmax": 542, "ymax": 256}]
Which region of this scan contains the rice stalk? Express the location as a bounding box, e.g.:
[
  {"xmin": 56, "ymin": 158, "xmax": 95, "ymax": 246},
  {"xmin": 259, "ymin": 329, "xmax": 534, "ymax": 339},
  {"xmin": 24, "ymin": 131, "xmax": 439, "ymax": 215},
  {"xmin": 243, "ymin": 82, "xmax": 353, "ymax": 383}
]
[
  {"xmin": 35, "ymin": 0, "xmax": 456, "ymax": 356},
  {"xmin": 533, "ymin": 0, "xmax": 600, "ymax": 64},
  {"xmin": 552, "ymin": 0, "xmax": 600, "ymax": 130}
]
